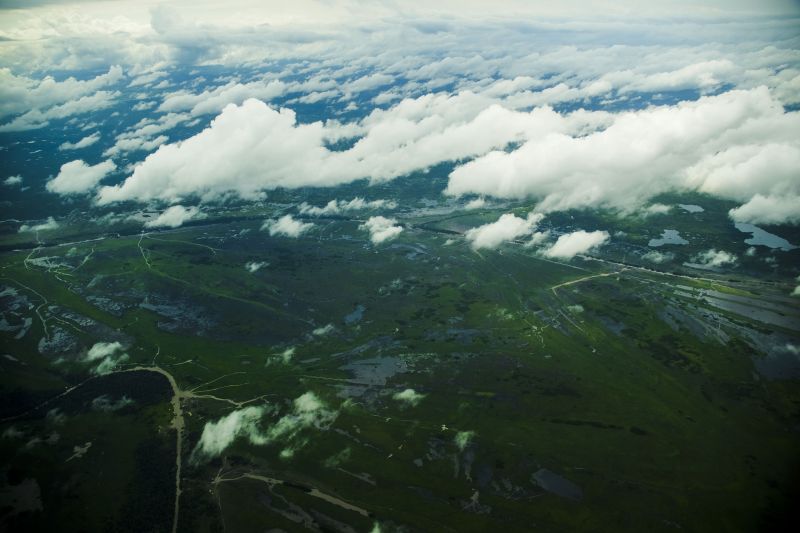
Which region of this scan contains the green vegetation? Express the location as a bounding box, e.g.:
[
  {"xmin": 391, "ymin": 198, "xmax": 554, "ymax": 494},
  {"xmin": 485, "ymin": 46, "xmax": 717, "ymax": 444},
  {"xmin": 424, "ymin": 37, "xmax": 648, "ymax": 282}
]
[{"xmin": 1, "ymin": 199, "xmax": 798, "ymax": 532}]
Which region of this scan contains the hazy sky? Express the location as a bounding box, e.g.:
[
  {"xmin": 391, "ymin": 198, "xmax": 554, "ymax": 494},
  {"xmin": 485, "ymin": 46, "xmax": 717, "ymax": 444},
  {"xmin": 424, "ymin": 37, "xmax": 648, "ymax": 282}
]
[
  {"xmin": 0, "ymin": 0, "xmax": 798, "ymax": 14},
  {"xmin": 1, "ymin": 0, "xmax": 799, "ymax": 31}
]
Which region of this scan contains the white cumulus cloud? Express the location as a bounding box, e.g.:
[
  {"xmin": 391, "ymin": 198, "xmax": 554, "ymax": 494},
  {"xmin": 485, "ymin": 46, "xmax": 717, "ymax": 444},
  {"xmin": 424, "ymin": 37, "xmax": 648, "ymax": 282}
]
[
  {"xmin": 641, "ymin": 250, "xmax": 674, "ymax": 264},
  {"xmin": 85, "ymin": 341, "xmax": 123, "ymax": 362},
  {"xmin": 541, "ymin": 230, "xmax": 609, "ymax": 259},
  {"xmin": 59, "ymin": 132, "xmax": 100, "ymax": 151},
  {"xmin": 266, "ymin": 392, "xmax": 337, "ymax": 459},
  {"xmin": 687, "ymin": 248, "xmax": 737, "ymax": 268},
  {"xmin": 95, "ymin": 95, "xmax": 588, "ymax": 204},
  {"xmin": 360, "ymin": 216, "xmax": 403, "ymax": 244},
  {"xmin": 729, "ymin": 194, "xmax": 800, "ymax": 225},
  {"xmin": 464, "ymin": 197, "xmax": 487, "ymax": 210},
  {"xmin": 46, "ymin": 159, "xmax": 116, "ymax": 195},
  {"xmin": 191, "ymin": 391, "xmax": 339, "ymax": 462},
  {"xmin": 245, "ymin": 261, "xmax": 268, "ymax": 273},
  {"xmin": 446, "ymin": 87, "xmax": 800, "ymax": 223},
  {"xmin": 84, "ymin": 341, "xmax": 128, "ymax": 375},
  {"xmin": 261, "ymin": 214, "xmax": 313, "ymax": 237},
  {"xmin": 159, "ymin": 78, "xmax": 286, "ymax": 116},
  {"xmin": 312, "ymin": 323, "xmax": 335, "ymax": 336},
  {"xmin": 92, "ymin": 86, "xmax": 800, "ymax": 226},
  {"xmin": 18, "ymin": 217, "xmax": 59, "ymax": 233},
  {"xmin": 144, "ymin": 205, "xmax": 204, "ymax": 228},
  {"xmin": 193, "ymin": 405, "xmax": 269, "ymax": 460},
  {"xmin": 298, "ymin": 197, "xmax": 396, "ymax": 216},
  {"xmin": 0, "ymin": 66, "xmax": 123, "ymax": 131},
  {"xmin": 466, "ymin": 212, "xmax": 544, "ymax": 250},
  {"xmin": 392, "ymin": 388, "xmax": 425, "ymax": 407}
]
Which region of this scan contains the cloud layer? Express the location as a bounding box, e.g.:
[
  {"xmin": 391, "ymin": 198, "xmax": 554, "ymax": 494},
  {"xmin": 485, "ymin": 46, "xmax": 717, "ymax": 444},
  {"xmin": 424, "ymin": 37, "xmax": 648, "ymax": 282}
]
[
  {"xmin": 91, "ymin": 85, "xmax": 800, "ymax": 225},
  {"xmin": 97, "ymin": 94, "xmax": 571, "ymax": 204},
  {"xmin": 447, "ymin": 87, "xmax": 800, "ymax": 223},
  {"xmin": 0, "ymin": 66, "xmax": 122, "ymax": 131},
  {"xmin": 2, "ymin": 2, "xmax": 799, "ymax": 227}
]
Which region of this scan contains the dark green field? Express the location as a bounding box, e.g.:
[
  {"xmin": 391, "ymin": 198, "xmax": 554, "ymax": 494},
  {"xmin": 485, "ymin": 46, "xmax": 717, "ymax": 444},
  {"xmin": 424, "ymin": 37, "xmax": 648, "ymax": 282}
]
[{"xmin": 1, "ymin": 198, "xmax": 799, "ymax": 532}]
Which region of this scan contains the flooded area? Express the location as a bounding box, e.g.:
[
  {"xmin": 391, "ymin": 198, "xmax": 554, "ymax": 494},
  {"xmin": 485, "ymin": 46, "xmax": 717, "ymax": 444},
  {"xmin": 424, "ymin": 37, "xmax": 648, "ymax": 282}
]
[
  {"xmin": 753, "ymin": 343, "xmax": 800, "ymax": 380},
  {"xmin": 667, "ymin": 286, "xmax": 800, "ymax": 378},
  {"xmin": 337, "ymin": 356, "xmax": 409, "ymax": 397},
  {"xmin": 697, "ymin": 290, "xmax": 800, "ymax": 332},
  {"xmin": 140, "ymin": 298, "xmax": 216, "ymax": 334},
  {"xmin": 672, "ymin": 286, "xmax": 800, "ymax": 333}
]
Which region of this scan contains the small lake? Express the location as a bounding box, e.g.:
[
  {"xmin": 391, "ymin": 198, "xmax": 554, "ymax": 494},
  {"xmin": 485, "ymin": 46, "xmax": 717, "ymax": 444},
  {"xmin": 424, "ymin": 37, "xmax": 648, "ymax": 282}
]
[
  {"xmin": 754, "ymin": 344, "xmax": 800, "ymax": 380},
  {"xmin": 532, "ymin": 469, "xmax": 583, "ymax": 501},
  {"xmin": 678, "ymin": 204, "xmax": 704, "ymax": 213},
  {"xmin": 734, "ymin": 223, "xmax": 797, "ymax": 251},
  {"xmin": 648, "ymin": 229, "xmax": 689, "ymax": 247},
  {"xmin": 337, "ymin": 355, "xmax": 409, "ymax": 397},
  {"xmin": 344, "ymin": 304, "xmax": 366, "ymax": 324}
]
